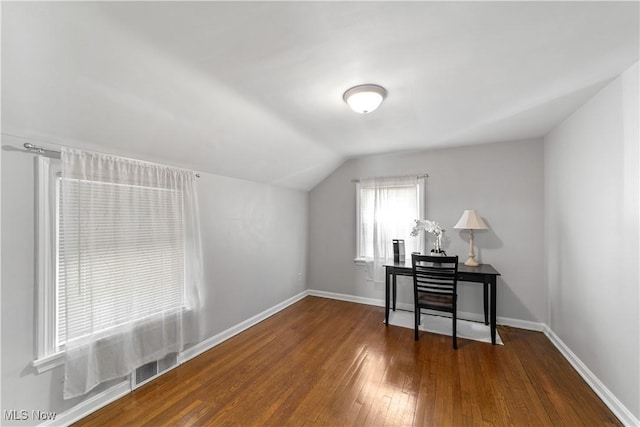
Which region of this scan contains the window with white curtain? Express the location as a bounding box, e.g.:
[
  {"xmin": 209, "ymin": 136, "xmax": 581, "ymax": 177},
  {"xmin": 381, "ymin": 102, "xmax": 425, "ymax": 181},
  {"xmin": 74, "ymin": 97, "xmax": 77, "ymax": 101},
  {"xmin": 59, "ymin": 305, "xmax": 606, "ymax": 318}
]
[
  {"xmin": 355, "ymin": 176, "xmax": 425, "ymax": 282},
  {"xmin": 35, "ymin": 148, "xmax": 204, "ymax": 399}
]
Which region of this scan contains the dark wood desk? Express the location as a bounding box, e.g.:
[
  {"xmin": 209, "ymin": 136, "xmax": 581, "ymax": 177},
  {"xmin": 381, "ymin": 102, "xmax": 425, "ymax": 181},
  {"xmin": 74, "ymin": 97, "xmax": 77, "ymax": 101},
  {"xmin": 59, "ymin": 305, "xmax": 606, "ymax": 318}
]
[{"xmin": 384, "ymin": 261, "xmax": 501, "ymax": 344}]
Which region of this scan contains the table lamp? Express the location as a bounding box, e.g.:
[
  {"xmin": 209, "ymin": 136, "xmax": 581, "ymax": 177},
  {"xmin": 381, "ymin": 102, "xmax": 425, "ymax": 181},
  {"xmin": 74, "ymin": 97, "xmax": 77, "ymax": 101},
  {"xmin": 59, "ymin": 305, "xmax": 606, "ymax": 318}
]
[{"xmin": 454, "ymin": 209, "xmax": 488, "ymax": 266}]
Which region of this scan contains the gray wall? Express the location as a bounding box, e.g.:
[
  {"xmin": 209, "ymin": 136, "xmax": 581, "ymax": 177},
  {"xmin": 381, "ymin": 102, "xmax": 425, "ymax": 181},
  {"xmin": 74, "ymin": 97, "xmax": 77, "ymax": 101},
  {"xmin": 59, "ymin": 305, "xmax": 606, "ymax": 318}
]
[
  {"xmin": 197, "ymin": 172, "xmax": 308, "ymax": 336},
  {"xmin": 308, "ymin": 139, "xmax": 546, "ymax": 323},
  {"xmin": 545, "ymin": 62, "xmax": 639, "ymax": 419},
  {"xmin": 0, "ymin": 135, "xmax": 308, "ymax": 424}
]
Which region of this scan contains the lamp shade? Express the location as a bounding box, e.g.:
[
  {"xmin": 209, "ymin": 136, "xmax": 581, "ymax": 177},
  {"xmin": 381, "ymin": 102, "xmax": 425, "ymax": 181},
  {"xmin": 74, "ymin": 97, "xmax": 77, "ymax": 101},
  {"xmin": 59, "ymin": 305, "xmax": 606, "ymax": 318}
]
[
  {"xmin": 453, "ymin": 209, "xmax": 487, "ymax": 230},
  {"xmin": 343, "ymin": 84, "xmax": 387, "ymax": 114}
]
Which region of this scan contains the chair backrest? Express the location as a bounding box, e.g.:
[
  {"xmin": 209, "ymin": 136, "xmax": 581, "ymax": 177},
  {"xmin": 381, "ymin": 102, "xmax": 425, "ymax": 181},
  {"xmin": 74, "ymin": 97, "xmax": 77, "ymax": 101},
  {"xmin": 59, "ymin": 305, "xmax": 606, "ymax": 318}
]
[{"xmin": 411, "ymin": 254, "xmax": 459, "ymax": 298}]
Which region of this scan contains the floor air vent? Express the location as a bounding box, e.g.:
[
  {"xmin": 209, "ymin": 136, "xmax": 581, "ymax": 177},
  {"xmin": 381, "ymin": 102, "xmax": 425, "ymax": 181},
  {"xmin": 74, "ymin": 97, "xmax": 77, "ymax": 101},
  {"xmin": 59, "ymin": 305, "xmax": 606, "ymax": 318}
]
[{"xmin": 132, "ymin": 352, "xmax": 178, "ymax": 388}]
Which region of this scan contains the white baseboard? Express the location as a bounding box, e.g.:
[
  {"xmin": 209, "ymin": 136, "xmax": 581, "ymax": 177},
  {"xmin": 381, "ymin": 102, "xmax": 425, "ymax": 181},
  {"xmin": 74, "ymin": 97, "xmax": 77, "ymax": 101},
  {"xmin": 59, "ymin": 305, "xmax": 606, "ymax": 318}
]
[
  {"xmin": 308, "ymin": 289, "xmax": 546, "ymax": 332},
  {"xmin": 307, "ymin": 289, "xmax": 384, "ymax": 308},
  {"xmin": 42, "ymin": 381, "xmax": 130, "ymax": 427},
  {"xmin": 544, "ymin": 327, "xmax": 639, "ymax": 427},
  {"xmin": 179, "ymin": 290, "xmax": 310, "ymax": 364},
  {"xmin": 496, "ymin": 316, "xmax": 546, "ymax": 331}
]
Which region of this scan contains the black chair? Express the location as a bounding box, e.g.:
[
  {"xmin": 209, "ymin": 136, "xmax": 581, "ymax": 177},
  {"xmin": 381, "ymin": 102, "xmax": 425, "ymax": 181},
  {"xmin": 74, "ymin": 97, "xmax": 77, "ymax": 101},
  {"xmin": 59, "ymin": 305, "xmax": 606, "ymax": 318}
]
[{"xmin": 411, "ymin": 254, "xmax": 459, "ymax": 349}]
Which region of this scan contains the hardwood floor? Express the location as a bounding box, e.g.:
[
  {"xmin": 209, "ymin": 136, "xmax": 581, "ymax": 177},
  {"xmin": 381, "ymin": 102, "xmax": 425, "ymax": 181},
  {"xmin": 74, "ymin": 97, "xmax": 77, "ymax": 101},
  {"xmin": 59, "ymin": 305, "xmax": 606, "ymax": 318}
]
[{"xmin": 75, "ymin": 296, "xmax": 620, "ymax": 426}]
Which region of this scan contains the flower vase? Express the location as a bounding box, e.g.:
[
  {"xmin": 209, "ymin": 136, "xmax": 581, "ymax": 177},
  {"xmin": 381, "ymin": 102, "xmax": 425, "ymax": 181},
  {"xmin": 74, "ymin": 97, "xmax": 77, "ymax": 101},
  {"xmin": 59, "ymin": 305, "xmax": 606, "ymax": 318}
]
[{"xmin": 431, "ymin": 234, "xmax": 446, "ymax": 256}]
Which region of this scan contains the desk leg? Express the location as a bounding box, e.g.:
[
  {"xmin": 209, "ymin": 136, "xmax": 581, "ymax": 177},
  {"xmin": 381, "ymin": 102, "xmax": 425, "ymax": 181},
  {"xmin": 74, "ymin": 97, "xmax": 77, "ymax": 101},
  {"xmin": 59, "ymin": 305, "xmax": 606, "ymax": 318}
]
[
  {"xmin": 483, "ymin": 283, "xmax": 489, "ymax": 325},
  {"xmin": 392, "ymin": 271, "xmax": 397, "ymax": 311},
  {"xmin": 385, "ymin": 267, "xmax": 390, "ymax": 325},
  {"xmin": 490, "ymin": 277, "xmax": 497, "ymax": 345}
]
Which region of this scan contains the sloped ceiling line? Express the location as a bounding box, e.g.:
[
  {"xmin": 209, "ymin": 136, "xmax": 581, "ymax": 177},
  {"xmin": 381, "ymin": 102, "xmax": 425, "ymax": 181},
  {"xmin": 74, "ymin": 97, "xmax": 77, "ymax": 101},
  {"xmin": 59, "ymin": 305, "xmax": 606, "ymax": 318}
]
[{"xmin": 2, "ymin": 2, "xmax": 638, "ymax": 190}]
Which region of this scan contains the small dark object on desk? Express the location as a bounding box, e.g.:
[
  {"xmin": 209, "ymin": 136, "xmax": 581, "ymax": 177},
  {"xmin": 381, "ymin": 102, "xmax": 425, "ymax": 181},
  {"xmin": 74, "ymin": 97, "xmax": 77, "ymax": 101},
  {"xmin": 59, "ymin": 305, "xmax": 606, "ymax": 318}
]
[{"xmin": 393, "ymin": 239, "xmax": 405, "ymax": 262}]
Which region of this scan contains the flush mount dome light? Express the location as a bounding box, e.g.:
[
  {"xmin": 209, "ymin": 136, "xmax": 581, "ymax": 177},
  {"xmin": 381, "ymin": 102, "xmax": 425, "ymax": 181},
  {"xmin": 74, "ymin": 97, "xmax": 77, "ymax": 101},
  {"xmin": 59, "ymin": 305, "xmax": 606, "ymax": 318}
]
[{"xmin": 343, "ymin": 84, "xmax": 387, "ymax": 114}]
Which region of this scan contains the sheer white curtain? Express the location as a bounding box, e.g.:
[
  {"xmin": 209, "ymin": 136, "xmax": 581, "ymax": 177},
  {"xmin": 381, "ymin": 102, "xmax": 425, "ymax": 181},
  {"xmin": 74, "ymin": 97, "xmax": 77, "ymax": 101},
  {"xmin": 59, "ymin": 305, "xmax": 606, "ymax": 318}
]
[
  {"xmin": 358, "ymin": 176, "xmax": 425, "ymax": 283},
  {"xmin": 60, "ymin": 148, "xmax": 204, "ymax": 399}
]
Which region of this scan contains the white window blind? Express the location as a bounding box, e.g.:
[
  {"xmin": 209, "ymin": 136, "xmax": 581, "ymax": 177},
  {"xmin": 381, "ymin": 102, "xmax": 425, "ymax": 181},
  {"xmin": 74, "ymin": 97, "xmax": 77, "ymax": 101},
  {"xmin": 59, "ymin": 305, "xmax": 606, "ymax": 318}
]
[{"xmin": 57, "ymin": 178, "xmax": 186, "ymax": 346}]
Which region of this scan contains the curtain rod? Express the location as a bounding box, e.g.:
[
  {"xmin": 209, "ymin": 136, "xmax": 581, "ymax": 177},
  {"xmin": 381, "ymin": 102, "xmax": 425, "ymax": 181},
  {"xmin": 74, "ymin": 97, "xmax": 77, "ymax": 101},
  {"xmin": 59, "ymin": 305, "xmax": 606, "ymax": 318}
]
[
  {"xmin": 351, "ymin": 173, "xmax": 429, "ymax": 183},
  {"xmin": 24, "ymin": 143, "xmax": 60, "ymax": 156},
  {"xmin": 22, "ymin": 143, "xmax": 201, "ymax": 178}
]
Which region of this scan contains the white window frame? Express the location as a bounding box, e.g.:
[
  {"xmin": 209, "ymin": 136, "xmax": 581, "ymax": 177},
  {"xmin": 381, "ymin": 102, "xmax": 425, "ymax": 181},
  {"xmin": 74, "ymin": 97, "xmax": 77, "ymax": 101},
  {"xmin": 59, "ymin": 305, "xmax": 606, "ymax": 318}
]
[
  {"xmin": 354, "ymin": 177, "xmax": 425, "ymax": 264},
  {"xmin": 32, "ymin": 157, "xmax": 190, "ymax": 373},
  {"xmin": 34, "ymin": 156, "xmax": 64, "ymax": 373}
]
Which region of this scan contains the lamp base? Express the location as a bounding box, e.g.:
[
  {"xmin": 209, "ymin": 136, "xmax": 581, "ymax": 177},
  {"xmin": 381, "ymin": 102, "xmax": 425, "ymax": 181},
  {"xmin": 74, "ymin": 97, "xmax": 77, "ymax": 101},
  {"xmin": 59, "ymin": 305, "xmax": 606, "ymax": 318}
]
[{"xmin": 464, "ymin": 257, "xmax": 480, "ymax": 267}]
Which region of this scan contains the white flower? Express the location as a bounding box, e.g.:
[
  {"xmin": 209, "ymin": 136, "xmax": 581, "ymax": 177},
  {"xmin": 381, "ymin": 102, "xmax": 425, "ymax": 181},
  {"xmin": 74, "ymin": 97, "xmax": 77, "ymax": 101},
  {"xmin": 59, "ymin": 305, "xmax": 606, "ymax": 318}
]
[{"xmin": 410, "ymin": 219, "xmax": 443, "ymax": 237}]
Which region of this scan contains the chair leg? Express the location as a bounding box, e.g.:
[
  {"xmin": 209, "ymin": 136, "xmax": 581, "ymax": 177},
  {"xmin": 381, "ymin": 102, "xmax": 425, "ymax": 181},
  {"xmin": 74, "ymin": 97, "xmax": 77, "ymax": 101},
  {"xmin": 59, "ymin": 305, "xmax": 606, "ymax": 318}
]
[
  {"xmin": 414, "ymin": 307, "xmax": 419, "ymax": 341},
  {"xmin": 453, "ymin": 298, "xmax": 458, "ymax": 350}
]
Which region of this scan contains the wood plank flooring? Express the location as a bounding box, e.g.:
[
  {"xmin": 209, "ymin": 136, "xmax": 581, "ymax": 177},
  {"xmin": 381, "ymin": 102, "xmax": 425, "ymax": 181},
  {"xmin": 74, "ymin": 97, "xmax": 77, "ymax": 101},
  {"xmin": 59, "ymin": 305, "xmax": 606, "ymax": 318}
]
[{"xmin": 75, "ymin": 296, "xmax": 620, "ymax": 426}]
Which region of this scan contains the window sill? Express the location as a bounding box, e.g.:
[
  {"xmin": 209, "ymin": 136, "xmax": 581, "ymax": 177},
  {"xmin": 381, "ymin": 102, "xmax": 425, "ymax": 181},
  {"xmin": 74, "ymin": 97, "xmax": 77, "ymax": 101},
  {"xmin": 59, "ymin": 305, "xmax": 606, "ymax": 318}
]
[
  {"xmin": 354, "ymin": 258, "xmax": 366, "ymax": 266},
  {"xmin": 32, "ymin": 351, "xmax": 64, "ymax": 374}
]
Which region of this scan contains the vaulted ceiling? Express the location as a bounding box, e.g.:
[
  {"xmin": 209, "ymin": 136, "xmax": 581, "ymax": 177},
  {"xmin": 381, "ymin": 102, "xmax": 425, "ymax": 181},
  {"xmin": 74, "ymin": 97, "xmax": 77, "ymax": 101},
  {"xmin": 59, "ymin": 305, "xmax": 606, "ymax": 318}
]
[{"xmin": 2, "ymin": 2, "xmax": 638, "ymax": 190}]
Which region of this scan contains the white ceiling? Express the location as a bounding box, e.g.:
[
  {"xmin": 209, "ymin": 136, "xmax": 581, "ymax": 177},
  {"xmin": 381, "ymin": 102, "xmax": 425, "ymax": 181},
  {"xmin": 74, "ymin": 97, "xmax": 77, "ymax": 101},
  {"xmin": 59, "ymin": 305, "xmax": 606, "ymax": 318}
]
[{"xmin": 2, "ymin": 2, "xmax": 638, "ymax": 190}]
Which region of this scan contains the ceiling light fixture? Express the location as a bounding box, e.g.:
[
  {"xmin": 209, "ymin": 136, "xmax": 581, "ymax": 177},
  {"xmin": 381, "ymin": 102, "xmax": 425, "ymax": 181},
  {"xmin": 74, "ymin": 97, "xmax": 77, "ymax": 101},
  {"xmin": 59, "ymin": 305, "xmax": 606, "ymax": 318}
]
[{"xmin": 343, "ymin": 84, "xmax": 387, "ymax": 114}]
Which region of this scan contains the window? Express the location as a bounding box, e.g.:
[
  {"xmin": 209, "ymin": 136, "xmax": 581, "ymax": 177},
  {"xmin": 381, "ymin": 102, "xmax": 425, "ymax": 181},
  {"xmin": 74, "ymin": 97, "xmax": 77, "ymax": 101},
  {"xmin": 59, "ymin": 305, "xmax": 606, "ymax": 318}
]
[
  {"xmin": 355, "ymin": 176, "xmax": 425, "ymax": 263},
  {"xmin": 33, "ymin": 153, "xmax": 202, "ymax": 385},
  {"xmin": 34, "ymin": 156, "xmax": 187, "ymax": 367}
]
